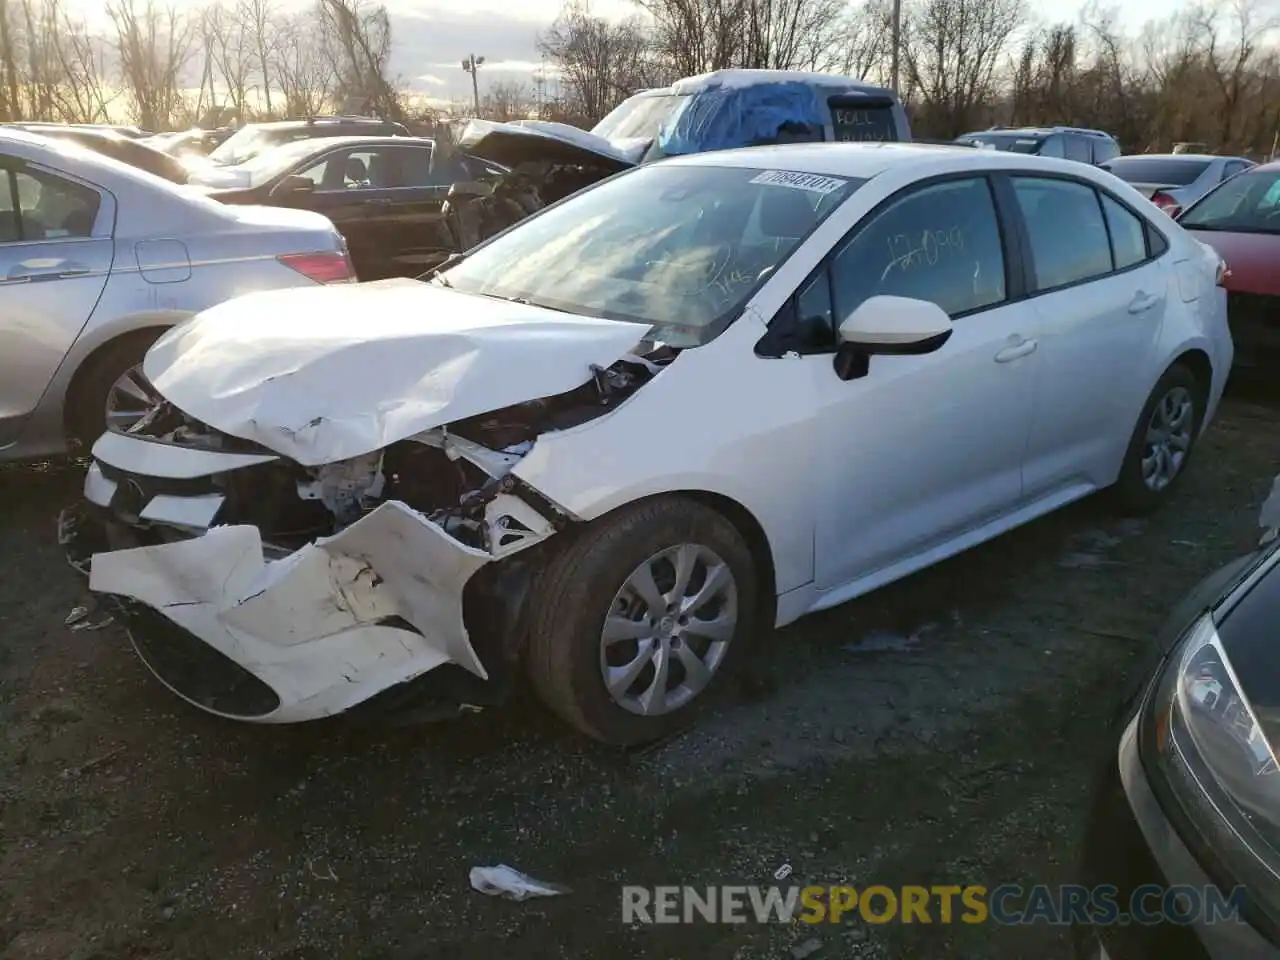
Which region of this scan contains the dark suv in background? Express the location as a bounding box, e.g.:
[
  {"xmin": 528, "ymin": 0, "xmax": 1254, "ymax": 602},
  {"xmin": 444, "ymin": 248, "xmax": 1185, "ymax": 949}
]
[{"xmin": 954, "ymin": 125, "xmax": 1121, "ymax": 165}]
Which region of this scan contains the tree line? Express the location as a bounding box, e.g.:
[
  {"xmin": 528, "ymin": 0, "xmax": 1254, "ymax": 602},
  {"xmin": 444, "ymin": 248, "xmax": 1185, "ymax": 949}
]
[
  {"xmin": 539, "ymin": 0, "xmax": 1280, "ymax": 155},
  {"xmin": 2, "ymin": 0, "xmax": 1278, "ymax": 157}
]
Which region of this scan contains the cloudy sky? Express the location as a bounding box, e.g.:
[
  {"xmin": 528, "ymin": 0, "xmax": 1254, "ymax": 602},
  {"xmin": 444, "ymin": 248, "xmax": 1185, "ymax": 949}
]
[
  {"xmin": 382, "ymin": 0, "xmax": 1181, "ymax": 104},
  {"xmin": 65, "ymin": 0, "xmax": 1185, "ymax": 108}
]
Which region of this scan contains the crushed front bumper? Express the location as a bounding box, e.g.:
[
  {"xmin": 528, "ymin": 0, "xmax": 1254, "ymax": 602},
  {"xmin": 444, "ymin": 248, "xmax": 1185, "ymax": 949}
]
[{"xmin": 65, "ymin": 433, "xmax": 517, "ymax": 724}]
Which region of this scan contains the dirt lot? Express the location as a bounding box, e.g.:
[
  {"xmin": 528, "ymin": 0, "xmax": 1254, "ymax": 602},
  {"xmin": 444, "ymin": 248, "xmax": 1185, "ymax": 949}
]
[{"xmin": 2, "ymin": 396, "xmax": 1278, "ymax": 960}]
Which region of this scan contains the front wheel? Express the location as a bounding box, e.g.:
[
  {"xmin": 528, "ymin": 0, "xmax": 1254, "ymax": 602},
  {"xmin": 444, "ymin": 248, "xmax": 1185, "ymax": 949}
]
[
  {"xmin": 525, "ymin": 497, "xmax": 760, "ymax": 745},
  {"xmin": 1111, "ymin": 363, "xmax": 1203, "ymax": 513}
]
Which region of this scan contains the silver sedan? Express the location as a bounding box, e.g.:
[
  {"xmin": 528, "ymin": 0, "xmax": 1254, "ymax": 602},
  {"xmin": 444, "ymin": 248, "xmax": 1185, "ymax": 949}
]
[
  {"xmin": 1101, "ymin": 153, "xmax": 1256, "ymax": 217},
  {"xmin": 0, "ymin": 128, "xmax": 353, "ymax": 462}
]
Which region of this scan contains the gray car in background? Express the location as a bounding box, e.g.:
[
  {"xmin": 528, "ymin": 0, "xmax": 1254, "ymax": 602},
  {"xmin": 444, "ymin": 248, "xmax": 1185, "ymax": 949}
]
[
  {"xmin": 1101, "ymin": 153, "xmax": 1255, "ymax": 217},
  {"xmin": 0, "ymin": 128, "xmax": 354, "ymax": 463}
]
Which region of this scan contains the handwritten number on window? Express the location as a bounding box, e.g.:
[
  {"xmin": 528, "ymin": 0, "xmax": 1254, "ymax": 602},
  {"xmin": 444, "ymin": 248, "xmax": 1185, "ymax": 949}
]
[{"xmin": 881, "ymin": 226, "xmax": 965, "ymax": 280}]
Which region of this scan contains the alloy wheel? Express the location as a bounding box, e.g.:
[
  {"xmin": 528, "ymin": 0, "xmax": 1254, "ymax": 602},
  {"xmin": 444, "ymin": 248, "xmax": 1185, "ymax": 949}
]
[
  {"xmin": 1141, "ymin": 385, "xmax": 1194, "ymax": 492},
  {"xmin": 599, "ymin": 543, "xmax": 738, "ymax": 717}
]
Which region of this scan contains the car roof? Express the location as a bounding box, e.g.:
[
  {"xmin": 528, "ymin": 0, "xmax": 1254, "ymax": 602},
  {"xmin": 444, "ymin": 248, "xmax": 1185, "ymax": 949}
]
[
  {"xmin": 663, "ymin": 141, "xmax": 1061, "ymax": 179},
  {"xmin": 248, "ymin": 117, "xmax": 403, "ymax": 131},
  {"xmin": 1108, "ymin": 153, "xmax": 1225, "ymax": 163},
  {"xmin": 271, "ymin": 134, "xmax": 432, "ymax": 153},
  {"xmin": 658, "ymin": 69, "xmax": 896, "ymax": 98}
]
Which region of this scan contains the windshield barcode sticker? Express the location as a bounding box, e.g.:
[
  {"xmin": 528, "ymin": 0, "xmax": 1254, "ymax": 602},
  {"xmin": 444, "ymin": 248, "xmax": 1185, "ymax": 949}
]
[{"xmin": 749, "ymin": 170, "xmax": 848, "ymax": 195}]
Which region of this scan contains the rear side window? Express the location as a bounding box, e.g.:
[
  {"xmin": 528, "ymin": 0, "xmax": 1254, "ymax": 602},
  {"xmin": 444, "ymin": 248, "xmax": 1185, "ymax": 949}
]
[
  {"xmin": 0, "ymin": 166, "xmax": 100, "ymax": 241},
  {"xmin": 1100, "ymin": 193, "xmax": 1147, "ymax": 270},
  {"xmin": 830, "ymin": 176, "xmax": 1007, "ymax": 318},
  {"xmin": 391, "ymin": 145, "xmax": 438, "ymax": 186},
  {"xmin": 829, "ymin": 101, "xmax": 897, "ymax": 143},
  {"xmin": 1092, "ymin": 139, "xmax": 1120, "ymax": 164},
  {"xmin": 1063, "ymin": 135, "xmax": 1092, "ymax": 163},
  {"xmin": 1013, "ymin": 177, "xmax": 1111, "ymax": 289}
]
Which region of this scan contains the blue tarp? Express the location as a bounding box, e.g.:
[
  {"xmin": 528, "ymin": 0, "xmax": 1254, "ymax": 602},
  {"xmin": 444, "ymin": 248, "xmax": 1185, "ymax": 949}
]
[{"xmin": 656, "ymin": 80, "xmax": 826, "ymax": 156}]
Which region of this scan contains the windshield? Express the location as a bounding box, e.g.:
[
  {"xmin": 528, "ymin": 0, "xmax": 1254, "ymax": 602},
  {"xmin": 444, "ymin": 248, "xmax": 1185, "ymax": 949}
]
[
  {"xmin": 1179, "ymin": 169, "xmax": 1280, "ymax": 233},
  {"xmin": 957, "ymin": 133, "xmax": 1044, "ymax": 154},
  {"xmin": 1104, "ymin": 157, "xmax": 1211, "ymax": 186},
  {"xmin": 438, "ymin": 163, "xmax": 861, "ymax": 347},
  {"xmin": 592, "ymin": 93, "xmax": 692, "ymax": 142}
]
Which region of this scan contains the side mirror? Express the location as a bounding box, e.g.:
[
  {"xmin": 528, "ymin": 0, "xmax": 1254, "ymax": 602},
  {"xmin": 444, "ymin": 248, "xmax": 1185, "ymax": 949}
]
[
  {"xmin": 833, "ymin": 295, "xmax": 953, "ymax": 380},
  {"xmin": 275, "ymin": 175, "xmax": 315, "ymax": 196}
]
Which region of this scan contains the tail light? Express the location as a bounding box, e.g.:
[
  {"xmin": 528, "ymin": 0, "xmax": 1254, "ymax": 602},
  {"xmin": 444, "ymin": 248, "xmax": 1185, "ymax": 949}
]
[
  {"xmin": 1151, "ymin": 191, "xmax": 1182, "ymax": 217},
  {"xmin": 1216, "ymin": 259, "xmax": 1231, "ymax": 287},
  {"xmin": 276, "ymin": 250, "xmax": 355, "ymax": 284}
]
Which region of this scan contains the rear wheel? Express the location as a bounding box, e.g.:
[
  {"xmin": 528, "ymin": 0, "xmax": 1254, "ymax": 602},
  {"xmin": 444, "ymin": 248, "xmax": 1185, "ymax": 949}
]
[
  {"xmin": 1111, "ymin": 363, "xmax": 1203, "ymax": 513},
  {"xmin": 67, "ymin": 332, "xmax": 164, "ymax": 447},
  {"xmin": 525, "ymin": 497, "xmax": 759, "ymax": 745}
]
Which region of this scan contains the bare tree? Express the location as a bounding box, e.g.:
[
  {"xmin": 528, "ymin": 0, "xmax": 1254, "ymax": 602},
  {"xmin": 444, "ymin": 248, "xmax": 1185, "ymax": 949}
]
[
  {"xmin": 107, "ymin": 0, "xmax": 195, "ymax": 129},
  {"xmin": 538, "ymin": 0, "xmax": 658, "ymax": 124},
  {"xmin": 272, "ymin": 12, "xmax": 332, "ymax": 116},
  {"xmin": 829, "ymin": 0, "xmax": 894, "ymax": 81},
  {"xmin": 901, "ymin": 0, "xmax": 1027, "ymax": 135},
  {"xmin": 634, "ymin": 0, "xmax": 745, "ymax": 76},
  {"xmin": 240, "ymin": 0, "xmax": 277, "ymax": 114},
  {"xmin": 482, "ymin": 80, "xmax": 531, "ymax": 121},
  {"xmin": 316, "ymin": 0, "xmax": 400, "ymax": 118},
  {"xmin": 740, "ymin": 0, "xmax": 847, "ymax": 70},
  {"xmin": 203, "ymin": 1, "xmax": 253, "ymax": 118}
]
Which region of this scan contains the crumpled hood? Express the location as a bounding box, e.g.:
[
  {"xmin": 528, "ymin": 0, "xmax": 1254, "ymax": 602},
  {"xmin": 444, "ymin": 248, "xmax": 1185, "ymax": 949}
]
[
  {"xmin": 142, "ymin": 278, "xmax": 652, "ymax": 466},
  {"xmin": 458, "ymin": 118, "xmax": 636, "ymax": 172}
]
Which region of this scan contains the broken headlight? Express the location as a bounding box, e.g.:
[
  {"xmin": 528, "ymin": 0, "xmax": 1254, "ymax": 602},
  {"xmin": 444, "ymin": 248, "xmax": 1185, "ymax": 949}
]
[{"xmin": 1143, "ymin": 613, "xmax": 1280, "ymax": 935}]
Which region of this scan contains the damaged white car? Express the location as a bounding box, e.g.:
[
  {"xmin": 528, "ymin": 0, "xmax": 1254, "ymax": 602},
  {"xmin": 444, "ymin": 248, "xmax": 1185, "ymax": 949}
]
[{"xmin": 65, "ymin": 143, "xmax": 1233, "ymax": 745}]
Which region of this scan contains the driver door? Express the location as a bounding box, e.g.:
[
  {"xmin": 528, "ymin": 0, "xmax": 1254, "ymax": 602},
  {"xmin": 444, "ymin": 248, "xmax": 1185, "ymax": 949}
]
[{"xmin": 776, "ymin": 176, "xmax": 1039, "ymax": 591}]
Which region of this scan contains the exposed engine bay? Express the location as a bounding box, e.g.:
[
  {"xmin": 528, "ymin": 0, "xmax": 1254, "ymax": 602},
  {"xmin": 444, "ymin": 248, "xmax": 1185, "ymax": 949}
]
[
  {"xmin": 117, "ymin": 347, "xmax": 674, "ymax": 556},
  {"xmin": 443, "ymin": 159, "xmax": 619, "ymax": 251}
]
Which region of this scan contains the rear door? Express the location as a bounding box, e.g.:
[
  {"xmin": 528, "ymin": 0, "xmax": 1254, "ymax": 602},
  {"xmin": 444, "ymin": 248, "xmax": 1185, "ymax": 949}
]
[
  {"xmin": 1009, "ymin": 174, "xmax": 1169, "ymax": 498},
  {"xmin": 0, "ymin": 159, "xmax": 113, "ymax": 447},
  {"xmin": 377, "ymin": 143, "xmax": 460, "ymax": 277}
]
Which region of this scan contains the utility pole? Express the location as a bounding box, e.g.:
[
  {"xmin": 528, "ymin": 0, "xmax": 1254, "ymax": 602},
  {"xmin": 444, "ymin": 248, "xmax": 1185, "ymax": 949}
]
[
  {"xmin": 461, "ymin": 53, "xmax": 485, "ymax": 117},
  {"xmin": 890, "ymin": 0, "xmax": 901, "ymax": 94}
]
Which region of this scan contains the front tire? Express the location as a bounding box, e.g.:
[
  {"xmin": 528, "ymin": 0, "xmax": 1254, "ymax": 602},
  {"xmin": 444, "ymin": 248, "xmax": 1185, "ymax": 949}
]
[
  {"xmin": 1112, "ymin": 363, "xmax": 1203, "ymax": 513},
  {"xmin": 525, "ymin": 497, "xmax": 760, "ymax": 745}
]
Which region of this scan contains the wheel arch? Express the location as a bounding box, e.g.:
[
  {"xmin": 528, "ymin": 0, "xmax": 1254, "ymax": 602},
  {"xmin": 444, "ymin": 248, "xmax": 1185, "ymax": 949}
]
[
  {"xmin": 61, "ymin": 324, "xmax": 173, "ymax": 438},
  {"xmin": 1169, "ymin": 346, "xmax": 1213, "ymax": 415}
]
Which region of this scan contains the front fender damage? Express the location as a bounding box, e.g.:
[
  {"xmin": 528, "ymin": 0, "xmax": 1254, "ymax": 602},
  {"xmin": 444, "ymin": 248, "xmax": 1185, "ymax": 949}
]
[{"xmin": 80, "ymin": 348, "xmax": 676, "ymax": 723}]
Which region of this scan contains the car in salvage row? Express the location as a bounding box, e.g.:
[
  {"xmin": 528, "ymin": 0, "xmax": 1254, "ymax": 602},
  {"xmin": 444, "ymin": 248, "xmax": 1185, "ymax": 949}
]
[
  {"xmin": 0, "ymin": 128, "xmax": 355, "ymax": 462},
  {"xmin": 61, "ymin": 142, "xmax": 1232, "ymax": 746}
]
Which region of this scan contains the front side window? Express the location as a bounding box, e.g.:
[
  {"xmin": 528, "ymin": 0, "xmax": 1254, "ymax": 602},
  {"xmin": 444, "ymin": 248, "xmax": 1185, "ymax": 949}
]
[
  {"xmin": 440, "ymin": 164, "xmax": 862, "ymax": 347},
  {"xmin": 1179, "ymin": 169, "xmax": 1280, "ymax": 234},
  {"xmin": 0, "ymin": 166, "xmax": 99, "ymax": 241},
  {"xmin": 1013, "ymin": 177, "xmax": 1111, "ymax": 290},
  {"xmin": 296, "ymin": 149, "xmax": 394, "ymax": 191},
  {"xmin": 829, "ymin": 177, "xmax": 1007, "ymax": 321}
]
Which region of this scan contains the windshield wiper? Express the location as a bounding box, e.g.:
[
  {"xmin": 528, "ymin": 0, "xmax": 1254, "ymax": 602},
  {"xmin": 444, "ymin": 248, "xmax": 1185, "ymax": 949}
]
[{"xmin": 419, "ymin": 252, "xmax": 465, "ymax": 286}]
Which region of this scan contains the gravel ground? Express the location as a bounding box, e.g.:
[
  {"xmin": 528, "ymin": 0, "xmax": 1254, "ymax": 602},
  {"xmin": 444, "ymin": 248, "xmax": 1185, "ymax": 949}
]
[{"xmin": 2, "ymin": 396, "xmax": 1278, "ymax": 960}]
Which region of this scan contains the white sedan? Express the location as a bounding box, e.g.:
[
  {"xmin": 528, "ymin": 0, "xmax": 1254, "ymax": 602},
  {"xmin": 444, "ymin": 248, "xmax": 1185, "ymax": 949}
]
[{"xmin": 68, "ymin": 143, "xmax": 1233, "ymax": 744}]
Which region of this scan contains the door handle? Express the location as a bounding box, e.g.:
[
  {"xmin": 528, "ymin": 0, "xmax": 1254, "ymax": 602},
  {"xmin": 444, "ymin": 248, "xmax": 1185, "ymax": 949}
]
[
  {"xmin": 8, "ymin": 263, "xmax": 90, "ymax": 282},
  {"xmin": 994, "ymin": 337, "xmax": 1038, "ymax": 363},
  {"xmin": 1128, "ymin": 291, "xmax": 1159, "ymax": 314}
]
